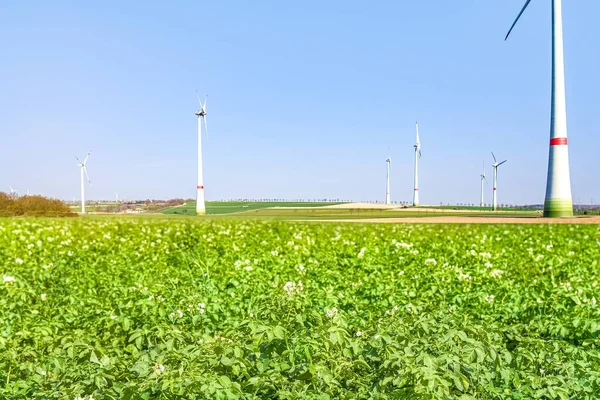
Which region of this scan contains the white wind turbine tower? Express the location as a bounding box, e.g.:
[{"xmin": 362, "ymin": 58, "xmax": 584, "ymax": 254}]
[
  {"xmin": 505, "ymin": 0, "xmax": 573, "ymax": 217},
  {"xmin": 9, "ymin": 186, "xmax": 18, "ymax": 197},
  {"xmin": 412, "ymin": 122, "xmax": 421, "ymax": 206},
  {"xmin": 480, "ymin": 162, "xmax": 487, "ymax": 207},
  {"xmin": 385, "ymin": 151, "xmax": 392, "ymax": 205},
  {"xmin": 195, "ymin": 94, "xmax": 208, "ymax": 216},
  {"xmin": 491, "ymin": 152, "xmax": 507, "ymax": 211},
  {"xmin": 76, "ymin": 151, "xmax": 92, "ymax": 214}
]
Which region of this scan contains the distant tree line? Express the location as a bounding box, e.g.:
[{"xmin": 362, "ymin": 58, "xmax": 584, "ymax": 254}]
[{"xmin": 0, "ymin": 192, "xmax": 76, "ymax": 217}]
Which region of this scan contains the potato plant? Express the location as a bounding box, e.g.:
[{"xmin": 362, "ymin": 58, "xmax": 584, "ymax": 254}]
[{"xmin": 1, "ymin": 219, "xmax": 599, "ymax": 399}]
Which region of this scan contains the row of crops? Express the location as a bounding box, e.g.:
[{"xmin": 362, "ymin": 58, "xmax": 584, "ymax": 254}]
[{"xmin": 1, "ymin": 219, "xmax": 599, "ymax": 399}]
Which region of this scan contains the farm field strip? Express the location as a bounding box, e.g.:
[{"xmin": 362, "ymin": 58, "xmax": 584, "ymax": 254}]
[{"xmin": 1, "ymin": 219, "xmax": 600, "ymax": 398}]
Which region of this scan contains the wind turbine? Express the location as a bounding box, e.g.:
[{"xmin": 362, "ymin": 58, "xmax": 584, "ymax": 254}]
[
  {"xmin": 505, "ymin": 0, "xmax": 573, "ymax": 217},
  {"xmin": 491, "ymin": 152, "xmax": 507, "ymax": 211},
  {"xmin": 413, "ymin": 122, "xmax": 421, "ymax": 206},
  {"xmin": 8, "ymin": 186, "xmax": 18, "ymax": 197},
  {"xmin": 195, "ymin": 93, "xmax": 208, "ymax": 216},
  {"xmin": 76, "ymin": 151, "xmax": 91, "ymax": 214},
  {"xmin": 115, "ymin": 192, "xmax": 119, "ymax": 203},
  {"xmin": 385, "ymin": 150, "xmax": 391, "ymax": 205},
  {"xmin": 480, "ymin": 162, "xmax": 487, "ymax": 207}
]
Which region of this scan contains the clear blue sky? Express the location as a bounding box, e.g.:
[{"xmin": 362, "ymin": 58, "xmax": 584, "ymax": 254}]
[{"xmin": 1, "ymin": 1, "xmax": 598, "ymax": 205}]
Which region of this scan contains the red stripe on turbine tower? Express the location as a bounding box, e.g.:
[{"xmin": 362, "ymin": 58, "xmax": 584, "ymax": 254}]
[
  {"xmin": 550, "ymin": 137, "xmax": 568, "ymax": 146},
  {"xmin": 414, "ymin": 188, "xmax": 419, "ymax": 191},
  {"xmin": 197, "ymin": 186, "xmax": 204, "ymax": 189}
]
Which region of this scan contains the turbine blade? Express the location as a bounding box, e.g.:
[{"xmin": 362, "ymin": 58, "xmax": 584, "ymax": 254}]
[
  {"xmin": 203, "ymin": 95, "xmax": 207, "ymax": 110},
  {"xmin": 203, "ymin": 115, "xmax": 208, "ymax": 140},
  {"xmin": 505, "ymin": 0, "xmax": 533, "ymax": 41},
  {"xmin": 83, "ymin": 166, "xmax": 91, "ymax": 184},
  {"xmin": 83, "ymin": 150, "xmax": 91, "ymax": 165},
  {"xmin": 415, "ymin": 121, "xmax": 420, "ymax": 146},
  {"xmin": 196, "ymin": 91, "xmax": 202, "ymax": 108},
  {"xmin": 491, "ymin": 152, "xmax": 497, "ymax": 163},
  {"xmin": 498, "ymin": 160, "xmax": 508, "ymax": 166}
]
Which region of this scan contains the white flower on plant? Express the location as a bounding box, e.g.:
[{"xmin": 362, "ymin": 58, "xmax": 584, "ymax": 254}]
[
  {"xmin": 41, "ymin": 293, "xmax": 46, "ymax": 301},
  {"xmin": 15, "ymin": 258, "xmax": 23, "ymax": 264},
  {"xmin": 457, "ymin": 273, "xmax": 472, "ymax": 281},
  {"xmin": 153, "ymin": 363, "xmax": 165, "ymax": 374},
  {"xmin": 484, "ymin": 294, "xmax": 495, "ymax": 303},
  {"xmin": 283, "ymin": 281, "xmax": 304, "ymax": 296},
  {"xmin": 244, "ymin": 265, "xmax": 253, "ymax": 271},
  {"xmin": 355, "ymin": 331, "xmax": 363, "ymax": 337},
  {"xmin": 326, "ymin": 307, "xmax": 338, "ymax": 318},
  {"xmin": 490, "ymin": 269, "xmax": 504, "ymax": 278},
  {"xmin": 424, "ymin": 258, "xmax": 437, "ymax": 266},
  {"xmin": 3, "ymin": 275, "xmax": 16, "ymax": 283},
  {"xmin": 357, "ymin": 247, "xmax": 366, "ymax": 258}
]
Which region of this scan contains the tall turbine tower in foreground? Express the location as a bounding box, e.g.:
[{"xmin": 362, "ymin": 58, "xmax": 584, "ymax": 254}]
[
  {"xmin": 413, "ymin": 122, "xmax": 421, "ymax": 206},
  {"xmin": 491, "ymin": 152, "xmax": 507, "ymax": 211},
  {"xmin": 195, "ymin": 94, "xmax": 208, "ymax": 216},
  {"xmin": 385, "ymin": 152, "xmax": 392, "ymax": 205},
  {"xmin": 76, "ymin": 151, "xmax": 91, "ymax": 214},
  {"xmin": 505, "ymin": 0, "xmax": 573, "ymax": 217},
  {"xmin": 480, "ymin": 162, "xmax": 487, "ymax": 207}
]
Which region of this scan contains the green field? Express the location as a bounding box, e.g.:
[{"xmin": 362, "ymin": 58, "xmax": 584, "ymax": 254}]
[
  {"xmin": 160, "ymin": 201, "xmax": 539, "ymax": 220},
  {"xmin": 161, "ymin": 201, "xmax": 345, "ymax": 215},
  {"xmin": 1, "ymin": 218, "xmax": 599, "ymax": 399}
]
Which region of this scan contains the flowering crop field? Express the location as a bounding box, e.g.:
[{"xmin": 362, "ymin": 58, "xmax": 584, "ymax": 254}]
[{"xmin": 1, "ymin": 219, "xmax": 600, "ymax": 399}]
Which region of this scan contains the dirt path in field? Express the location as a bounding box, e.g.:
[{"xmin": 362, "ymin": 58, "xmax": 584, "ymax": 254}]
[{"xmin": 303, "ymin": 216, "xmax": 600, "ymax": 224}]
